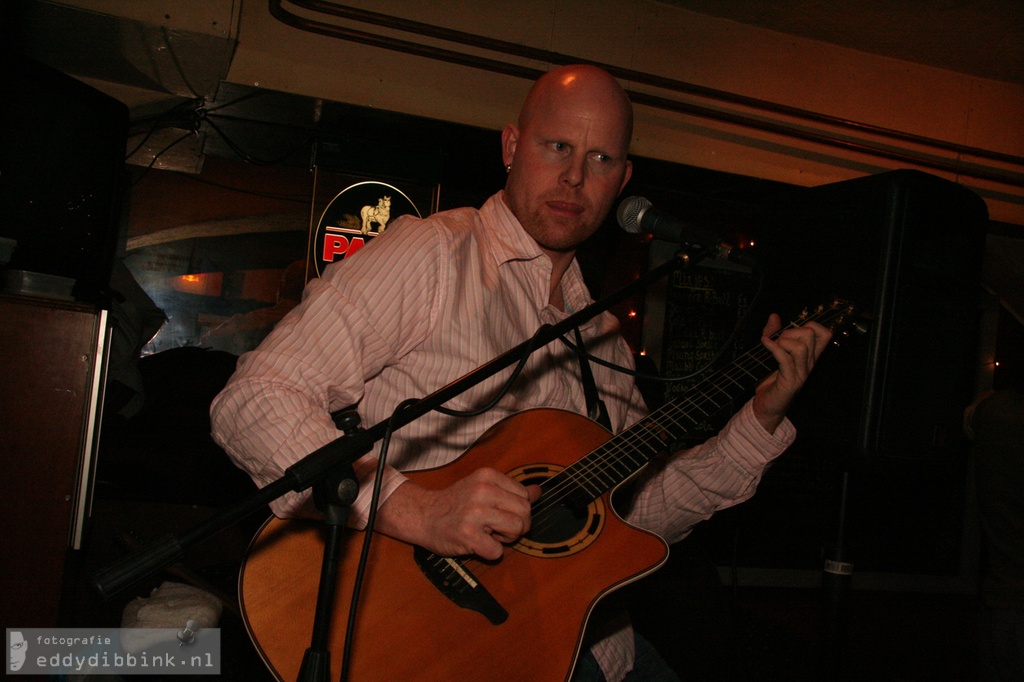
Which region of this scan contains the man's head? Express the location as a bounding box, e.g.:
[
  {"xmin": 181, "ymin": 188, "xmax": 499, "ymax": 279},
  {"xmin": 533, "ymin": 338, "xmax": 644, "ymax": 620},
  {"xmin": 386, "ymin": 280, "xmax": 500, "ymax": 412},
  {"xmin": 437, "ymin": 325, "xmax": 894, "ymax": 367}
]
[
  {"xmin": 502, "ymin": 65, "xmax": 633, "ymax": 263},
  {"xmin": 9, "ymin": 631, "xmax": 26, "ymax": 672}
]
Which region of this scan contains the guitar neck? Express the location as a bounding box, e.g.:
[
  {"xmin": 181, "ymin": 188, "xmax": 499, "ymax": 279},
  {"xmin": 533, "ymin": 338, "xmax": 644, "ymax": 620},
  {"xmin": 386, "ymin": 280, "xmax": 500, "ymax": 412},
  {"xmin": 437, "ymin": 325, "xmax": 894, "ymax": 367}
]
[{"xmin": 548, "ymin": 300, "xmax": 855, "ymax": 503}]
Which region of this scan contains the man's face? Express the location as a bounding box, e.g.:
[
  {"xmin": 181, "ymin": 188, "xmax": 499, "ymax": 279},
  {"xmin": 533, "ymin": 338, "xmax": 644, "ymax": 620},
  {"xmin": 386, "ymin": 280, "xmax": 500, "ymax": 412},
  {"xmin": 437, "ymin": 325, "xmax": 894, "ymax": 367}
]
[
  {"xmin": 502, "ymin": 75, "xmax": 632, "ymax": 259},
  {"xmin": 9, "ymin": 631, "xmax": 26, "ymax": 671}
]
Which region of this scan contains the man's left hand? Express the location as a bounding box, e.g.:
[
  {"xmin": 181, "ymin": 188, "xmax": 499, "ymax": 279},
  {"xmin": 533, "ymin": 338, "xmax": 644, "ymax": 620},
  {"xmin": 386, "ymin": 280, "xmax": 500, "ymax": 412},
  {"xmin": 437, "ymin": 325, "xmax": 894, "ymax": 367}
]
[{"xmin": 752, "ymin": 313, "xmax": 833, "ymax": 433}]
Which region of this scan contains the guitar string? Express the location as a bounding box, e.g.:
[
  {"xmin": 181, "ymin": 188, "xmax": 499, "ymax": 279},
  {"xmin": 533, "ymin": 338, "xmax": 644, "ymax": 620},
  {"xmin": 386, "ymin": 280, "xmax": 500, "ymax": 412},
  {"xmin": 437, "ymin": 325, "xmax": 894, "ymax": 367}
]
[
  {"xmin": 423, "ymin": 340, "xmax": 783, "ymax": 589},
  {"xmin": 560, "ymin": 304, "xmax": 847, "ymax": 505},
  {"xmin": 425, "ymin": 305, "xmax": 847, "ymax": 585},
  {"xmin": 516, "ymin": 303, "xmax": 847, "ymax": 541},
  {"xmin": 423, "ymin": 303, "xmax": 848, "ymax": 586},
  {"xmin": 532, "ymin": 344, "xmax": 774, "ymax": 527},
  {"xmin": 417, "ymin": 342, "xmax": 778, "ymax": 588}
]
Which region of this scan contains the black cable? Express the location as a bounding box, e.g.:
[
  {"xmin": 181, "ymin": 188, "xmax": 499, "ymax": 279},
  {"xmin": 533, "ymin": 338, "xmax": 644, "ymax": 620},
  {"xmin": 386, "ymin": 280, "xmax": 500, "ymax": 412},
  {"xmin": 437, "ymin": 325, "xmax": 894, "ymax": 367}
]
[
  {"xmin": 202, "ymin": 113, "xmax": 315, "ymax": 166},
  {"xmin": 337, "ymin": 321, "xmax": 556, "ymax": 678},
  {"xmin": 339, "ymin": 397, "xmax": 418, "ymax": 682},
  {"xmin": 169, "ymin": 172, "xmax": 311, "ymax": 203},
  {"xmin": 203, "ymin": 87, "xmax": 271, "ymax": 114},
  {"xmin": 559, "ymin": 264, "xmax": 766, "ymax": 385},
  {"xmin": 434, "ymin": 324, "xmax": 551, "ymax": 418},
  {"xmin": 334, "ymin": 258, "xmax": 763, "ymax": 677},
  {"xmin": 160, "ymin": 25, "xmax": 204, "ymax": 99},
  {"xmin": 129, "ymin": 130, "xmax": 197, "ymax": 188},
  {"xmin": 125, "ymin": 98, "xmax": 204, "ymax": 160}
]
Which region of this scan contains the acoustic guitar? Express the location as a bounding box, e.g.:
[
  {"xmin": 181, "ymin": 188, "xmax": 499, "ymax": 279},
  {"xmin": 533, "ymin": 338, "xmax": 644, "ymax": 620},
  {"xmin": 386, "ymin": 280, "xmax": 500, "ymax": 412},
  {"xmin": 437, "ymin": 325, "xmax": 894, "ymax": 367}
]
[{"xmin": 239, "ymin": 300, "xmax": 859, "ymax": 681}]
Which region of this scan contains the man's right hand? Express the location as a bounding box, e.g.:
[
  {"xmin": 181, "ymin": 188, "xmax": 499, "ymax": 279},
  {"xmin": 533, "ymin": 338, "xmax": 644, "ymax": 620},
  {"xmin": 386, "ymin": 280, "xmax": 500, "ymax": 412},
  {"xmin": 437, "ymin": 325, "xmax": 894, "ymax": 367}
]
[{"xmin": 375, "ymin": 468, "xmax": 541, "ymax": 560}]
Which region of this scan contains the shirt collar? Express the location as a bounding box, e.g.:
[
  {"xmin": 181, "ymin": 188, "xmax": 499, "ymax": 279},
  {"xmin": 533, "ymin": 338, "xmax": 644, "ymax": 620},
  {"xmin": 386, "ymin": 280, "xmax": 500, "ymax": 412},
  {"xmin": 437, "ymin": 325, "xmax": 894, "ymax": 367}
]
[
  {"xmin": 479, "ymin": 191, "xmax": 544, "ymax": 264},
  {"xmin": 481, "ymin": 191, "xmax": 594, "ymax": 319}
]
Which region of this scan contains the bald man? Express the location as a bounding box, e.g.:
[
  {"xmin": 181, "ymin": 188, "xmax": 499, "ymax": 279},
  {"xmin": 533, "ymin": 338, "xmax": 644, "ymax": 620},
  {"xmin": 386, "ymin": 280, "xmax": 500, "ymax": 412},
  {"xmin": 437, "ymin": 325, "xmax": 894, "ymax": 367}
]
[{"xmin": 213, "ymin": 64, "xmax": 829, "ymax": 681}]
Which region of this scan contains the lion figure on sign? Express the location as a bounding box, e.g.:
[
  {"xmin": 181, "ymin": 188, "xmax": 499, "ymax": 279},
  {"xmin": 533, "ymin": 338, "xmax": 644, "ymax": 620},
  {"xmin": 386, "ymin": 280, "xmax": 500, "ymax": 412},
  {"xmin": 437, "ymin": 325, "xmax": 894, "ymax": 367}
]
[{"xmin": 360, "ymin": 196, "xmax": 392, "ymax": 234}]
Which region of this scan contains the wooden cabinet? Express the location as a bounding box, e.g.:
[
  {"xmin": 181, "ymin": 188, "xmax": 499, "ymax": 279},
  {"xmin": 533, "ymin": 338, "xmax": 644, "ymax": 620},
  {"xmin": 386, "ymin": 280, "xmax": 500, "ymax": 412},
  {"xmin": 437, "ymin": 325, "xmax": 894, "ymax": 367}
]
[{"xmin": 0, "ymin": 294, "xmax": 108, "ymax": 626}]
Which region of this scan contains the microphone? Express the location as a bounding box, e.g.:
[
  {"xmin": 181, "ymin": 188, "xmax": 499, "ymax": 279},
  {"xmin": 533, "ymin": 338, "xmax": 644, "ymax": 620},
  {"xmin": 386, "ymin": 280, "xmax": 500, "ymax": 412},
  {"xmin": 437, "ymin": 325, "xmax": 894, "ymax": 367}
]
[{"xmin": 616, "ymin": 196, "xmax": 756, "ymax": 267}]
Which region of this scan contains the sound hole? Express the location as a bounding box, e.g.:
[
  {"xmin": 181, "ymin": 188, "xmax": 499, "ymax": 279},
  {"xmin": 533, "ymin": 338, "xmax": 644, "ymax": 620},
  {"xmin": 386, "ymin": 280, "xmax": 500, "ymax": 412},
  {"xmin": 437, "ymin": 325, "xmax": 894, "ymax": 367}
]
[
  {"xmin": 525, "ymin": 496, "xmax": 588, "ymax": 545},
  {"xmin": 507, "ymin": 463, "xmax": 606, "ymax": 559}
]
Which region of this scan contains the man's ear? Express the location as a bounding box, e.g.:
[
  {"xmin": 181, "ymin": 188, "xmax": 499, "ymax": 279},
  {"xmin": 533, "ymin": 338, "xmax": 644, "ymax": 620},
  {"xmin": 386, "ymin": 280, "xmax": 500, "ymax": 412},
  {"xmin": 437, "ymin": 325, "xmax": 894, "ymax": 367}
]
[
  {"xmin": 501, "ymin": 124, "xmax": 519, "ymax": 167},
  {"xmin": 618, "ymin": 159, "xmax": 633, "ymax": 194}
]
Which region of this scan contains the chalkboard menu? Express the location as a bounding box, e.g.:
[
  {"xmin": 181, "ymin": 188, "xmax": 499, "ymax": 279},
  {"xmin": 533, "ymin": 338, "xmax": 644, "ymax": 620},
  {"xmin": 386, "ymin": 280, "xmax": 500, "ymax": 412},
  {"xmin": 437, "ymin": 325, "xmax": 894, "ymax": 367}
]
[{"xmin": 643, "ymin": 241, "xmax": 758, "ymax": 444}]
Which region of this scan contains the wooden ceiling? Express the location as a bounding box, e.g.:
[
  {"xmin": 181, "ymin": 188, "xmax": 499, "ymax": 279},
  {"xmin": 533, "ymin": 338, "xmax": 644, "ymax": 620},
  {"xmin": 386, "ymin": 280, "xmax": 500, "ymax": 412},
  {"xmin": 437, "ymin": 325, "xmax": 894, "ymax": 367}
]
[{"xmin": 660, "ymin": 0, "xmax": 1024, "ymax": 85}]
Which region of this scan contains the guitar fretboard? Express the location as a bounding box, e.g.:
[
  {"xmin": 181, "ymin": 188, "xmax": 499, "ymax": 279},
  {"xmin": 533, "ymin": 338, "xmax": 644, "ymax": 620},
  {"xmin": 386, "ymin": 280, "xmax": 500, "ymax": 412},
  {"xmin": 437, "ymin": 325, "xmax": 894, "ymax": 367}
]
[{"xmin": 541, "ymin": 301, "xmax": 853, "ymax": 506}]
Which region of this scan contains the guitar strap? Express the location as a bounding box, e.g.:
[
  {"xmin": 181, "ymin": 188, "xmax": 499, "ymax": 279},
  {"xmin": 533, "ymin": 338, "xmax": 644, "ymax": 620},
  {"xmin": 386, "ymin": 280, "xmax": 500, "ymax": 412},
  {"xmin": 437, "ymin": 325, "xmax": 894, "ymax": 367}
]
[{"xmin": 573, "ymin": 326, "xmax": 612, "ymax": 430}]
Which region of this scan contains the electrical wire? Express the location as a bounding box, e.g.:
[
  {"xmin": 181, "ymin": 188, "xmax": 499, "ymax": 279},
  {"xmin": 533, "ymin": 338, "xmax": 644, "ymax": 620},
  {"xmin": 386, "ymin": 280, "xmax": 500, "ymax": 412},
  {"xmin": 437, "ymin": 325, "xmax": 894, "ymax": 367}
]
[
  {"xmin": 337, "ymin": 320, "xmax": 554, "ymax": 680},
  {"xmin": 202, "ymin": 113, "xmax": 315, "ymax": 166},
  {"xmin": 562, "ymin": 263, "xmax": 766, "ymax": 385},
  {"xmin": 129, "ymin": 129, "xmax": 197, "ymax": 188},
  {"xmin": 125, "ymin": 97, "xmax": 205, "ymax": 160},
  {"xmin": 339, "ymin": 397, "xmax": 418, "ymax": 682}
]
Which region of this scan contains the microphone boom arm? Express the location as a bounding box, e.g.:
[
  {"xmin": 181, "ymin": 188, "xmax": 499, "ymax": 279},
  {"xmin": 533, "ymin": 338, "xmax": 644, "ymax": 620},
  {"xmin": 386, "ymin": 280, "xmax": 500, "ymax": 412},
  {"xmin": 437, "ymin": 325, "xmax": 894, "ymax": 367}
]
[{"xmin": 92, "ymin": 247, "xmax": 698, "ymax": 599}]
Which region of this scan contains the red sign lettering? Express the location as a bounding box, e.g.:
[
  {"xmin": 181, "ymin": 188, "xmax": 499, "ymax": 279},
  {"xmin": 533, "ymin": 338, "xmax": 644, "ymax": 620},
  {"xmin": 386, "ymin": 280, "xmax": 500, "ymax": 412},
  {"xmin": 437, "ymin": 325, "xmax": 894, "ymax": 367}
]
[{"xmin": 321, "ymin": 234, "xmax": 367, "ymax": 263}]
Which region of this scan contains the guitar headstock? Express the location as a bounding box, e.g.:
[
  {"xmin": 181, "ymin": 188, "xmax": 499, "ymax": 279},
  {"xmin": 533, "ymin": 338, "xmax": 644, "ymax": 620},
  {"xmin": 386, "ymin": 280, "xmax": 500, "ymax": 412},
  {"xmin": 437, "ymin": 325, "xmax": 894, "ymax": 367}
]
[{"xmin": 794, "ymin": 298, "xmax": 870, "ymax": 347}]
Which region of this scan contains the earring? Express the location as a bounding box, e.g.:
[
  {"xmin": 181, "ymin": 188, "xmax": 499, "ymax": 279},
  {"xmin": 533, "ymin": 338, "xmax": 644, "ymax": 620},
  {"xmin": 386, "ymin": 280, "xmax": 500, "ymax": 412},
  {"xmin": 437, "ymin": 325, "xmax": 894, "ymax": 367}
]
[{"xmin": 505, "ymin": 163, "xmax": 512, "ymax": 174}]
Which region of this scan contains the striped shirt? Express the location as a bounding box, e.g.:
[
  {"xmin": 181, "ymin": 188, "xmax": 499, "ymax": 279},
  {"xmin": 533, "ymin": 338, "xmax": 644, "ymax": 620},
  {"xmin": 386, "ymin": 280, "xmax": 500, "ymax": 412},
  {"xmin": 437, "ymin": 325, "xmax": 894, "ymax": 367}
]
[{"xmin": 211, "ymin": 191, "xmax": 795, "ymax": 681}]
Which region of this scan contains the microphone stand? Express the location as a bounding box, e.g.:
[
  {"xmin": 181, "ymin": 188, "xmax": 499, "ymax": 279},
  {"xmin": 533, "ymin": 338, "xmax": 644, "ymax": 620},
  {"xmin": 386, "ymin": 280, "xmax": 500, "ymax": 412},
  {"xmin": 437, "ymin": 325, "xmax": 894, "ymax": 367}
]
[{"xmin": 92, "ymin": 247, "xmax": 703, "ymax": 681}]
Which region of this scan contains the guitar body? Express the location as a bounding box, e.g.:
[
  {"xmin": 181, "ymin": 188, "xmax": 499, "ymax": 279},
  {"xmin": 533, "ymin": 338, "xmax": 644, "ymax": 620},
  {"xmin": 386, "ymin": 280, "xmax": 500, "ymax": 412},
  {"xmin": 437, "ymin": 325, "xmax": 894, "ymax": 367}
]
[{"xmin": 240, "ymin": 409, "xmax": 669, "ymax": 682}]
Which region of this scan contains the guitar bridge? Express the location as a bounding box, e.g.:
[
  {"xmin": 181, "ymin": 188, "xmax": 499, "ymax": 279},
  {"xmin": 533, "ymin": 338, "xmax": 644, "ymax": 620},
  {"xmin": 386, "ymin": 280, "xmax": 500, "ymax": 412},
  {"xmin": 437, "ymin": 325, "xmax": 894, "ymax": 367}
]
[{"xmin": 413, "ymin": 546, "xmax": 508, "ymax": 625}]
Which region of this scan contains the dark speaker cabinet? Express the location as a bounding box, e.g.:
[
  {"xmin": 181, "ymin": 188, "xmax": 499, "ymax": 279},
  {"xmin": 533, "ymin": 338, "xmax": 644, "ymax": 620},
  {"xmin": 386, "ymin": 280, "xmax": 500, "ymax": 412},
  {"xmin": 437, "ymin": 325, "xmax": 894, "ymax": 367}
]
[
  {"xmin": 759, "ymin": 169, "xmax": 988, "ymax": 464},
  {"xmin": 694, "ymin": 170, "xmax": 990, "ymax": 581},
  {"xmin": 0, "ymin": 295, "xmax": 108, "ymax": 626}
]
